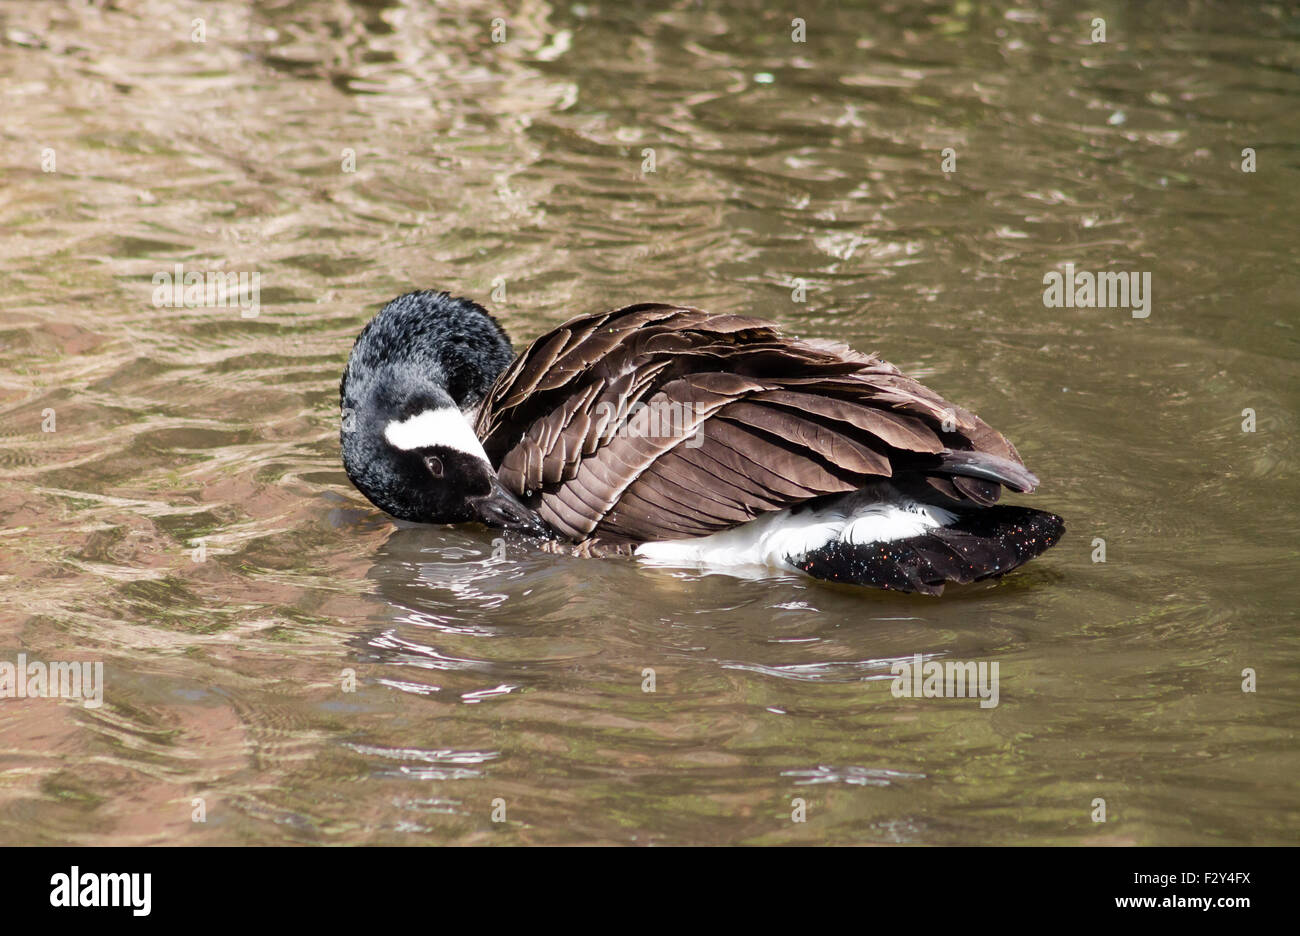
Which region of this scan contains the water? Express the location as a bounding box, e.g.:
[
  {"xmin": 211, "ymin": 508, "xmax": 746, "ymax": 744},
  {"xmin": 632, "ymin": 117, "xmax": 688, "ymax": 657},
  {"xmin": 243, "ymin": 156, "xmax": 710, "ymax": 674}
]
[{"xmin": 1, "ymin": 0, "xmax": 1296, "ymax": 844}]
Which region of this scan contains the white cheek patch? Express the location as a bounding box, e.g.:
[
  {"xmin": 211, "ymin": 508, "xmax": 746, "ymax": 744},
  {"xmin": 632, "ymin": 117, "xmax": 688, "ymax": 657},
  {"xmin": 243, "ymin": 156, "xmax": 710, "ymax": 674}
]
[{"xmin": 384, "ymin": 408, "xmax": 490, "ymax": 462}]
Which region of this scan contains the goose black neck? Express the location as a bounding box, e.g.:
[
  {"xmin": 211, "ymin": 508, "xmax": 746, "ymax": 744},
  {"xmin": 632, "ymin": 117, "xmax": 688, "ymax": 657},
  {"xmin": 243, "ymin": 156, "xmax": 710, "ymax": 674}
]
[{"xmin": 341, "ymin": 290, "xmax": 514, "ymax": 414}]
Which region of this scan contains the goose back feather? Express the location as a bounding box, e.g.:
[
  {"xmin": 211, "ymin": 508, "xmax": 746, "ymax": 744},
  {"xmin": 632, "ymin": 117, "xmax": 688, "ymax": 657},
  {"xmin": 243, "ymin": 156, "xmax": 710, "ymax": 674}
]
[{"xmin": 474, "ymin": 303, "xmax": 1039, "ymax": 557}]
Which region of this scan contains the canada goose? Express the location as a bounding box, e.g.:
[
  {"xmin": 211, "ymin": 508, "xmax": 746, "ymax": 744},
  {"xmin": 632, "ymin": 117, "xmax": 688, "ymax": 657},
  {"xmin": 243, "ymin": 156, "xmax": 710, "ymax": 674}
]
[{"xmin": 340, "ymin": 291, "xmax": 1064, "ymax": 594}]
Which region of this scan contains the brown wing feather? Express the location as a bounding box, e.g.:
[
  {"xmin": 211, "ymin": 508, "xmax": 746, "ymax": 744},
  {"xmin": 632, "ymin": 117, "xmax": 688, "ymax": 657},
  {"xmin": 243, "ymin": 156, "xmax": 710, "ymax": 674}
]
[{"xmin": 477, "ymin": 304, "xmax": 1032, "ymax": 549}]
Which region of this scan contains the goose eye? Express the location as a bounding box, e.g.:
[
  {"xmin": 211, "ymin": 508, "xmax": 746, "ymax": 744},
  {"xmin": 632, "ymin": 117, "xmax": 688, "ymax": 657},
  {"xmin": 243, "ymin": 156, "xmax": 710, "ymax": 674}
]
[{"xmin": 424, "ymin": 455, "xmax": 444, "ymax": 478}]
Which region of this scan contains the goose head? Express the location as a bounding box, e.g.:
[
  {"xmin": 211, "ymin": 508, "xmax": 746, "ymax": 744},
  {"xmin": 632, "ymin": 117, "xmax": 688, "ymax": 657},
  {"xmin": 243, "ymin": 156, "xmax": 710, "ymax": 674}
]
[{"xmin": 339, "ymin": 291, "xmax": 550, "ymax": 537}]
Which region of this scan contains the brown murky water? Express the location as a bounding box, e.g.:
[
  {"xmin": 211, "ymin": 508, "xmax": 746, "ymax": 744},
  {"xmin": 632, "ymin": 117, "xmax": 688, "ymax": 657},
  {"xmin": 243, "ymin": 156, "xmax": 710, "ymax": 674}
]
[{"xmin": 1, "ymin": 0, "xmax": 1297, "ymax": 844}]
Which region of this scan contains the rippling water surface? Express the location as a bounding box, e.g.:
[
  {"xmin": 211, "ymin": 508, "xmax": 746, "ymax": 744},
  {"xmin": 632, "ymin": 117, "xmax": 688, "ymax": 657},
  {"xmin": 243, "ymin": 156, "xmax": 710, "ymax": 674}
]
[{"xmin": 1, "ymin": 0, "xmax": 1297, "ymax": 844}]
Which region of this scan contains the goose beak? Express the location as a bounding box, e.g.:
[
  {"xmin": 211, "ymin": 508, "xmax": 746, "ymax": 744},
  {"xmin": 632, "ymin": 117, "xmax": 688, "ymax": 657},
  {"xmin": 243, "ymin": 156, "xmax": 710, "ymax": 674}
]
[{"xmin": 469, "ymin": 475, "xmax": 551, "ymax": 539}]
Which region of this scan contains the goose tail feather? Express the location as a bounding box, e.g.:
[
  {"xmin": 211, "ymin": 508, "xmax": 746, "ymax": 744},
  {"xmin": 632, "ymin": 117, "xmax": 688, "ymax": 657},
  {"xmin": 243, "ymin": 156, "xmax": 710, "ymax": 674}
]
[{"xmin": 791, "ymin": 506, "xmax": 1065, "ymax": 595}]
